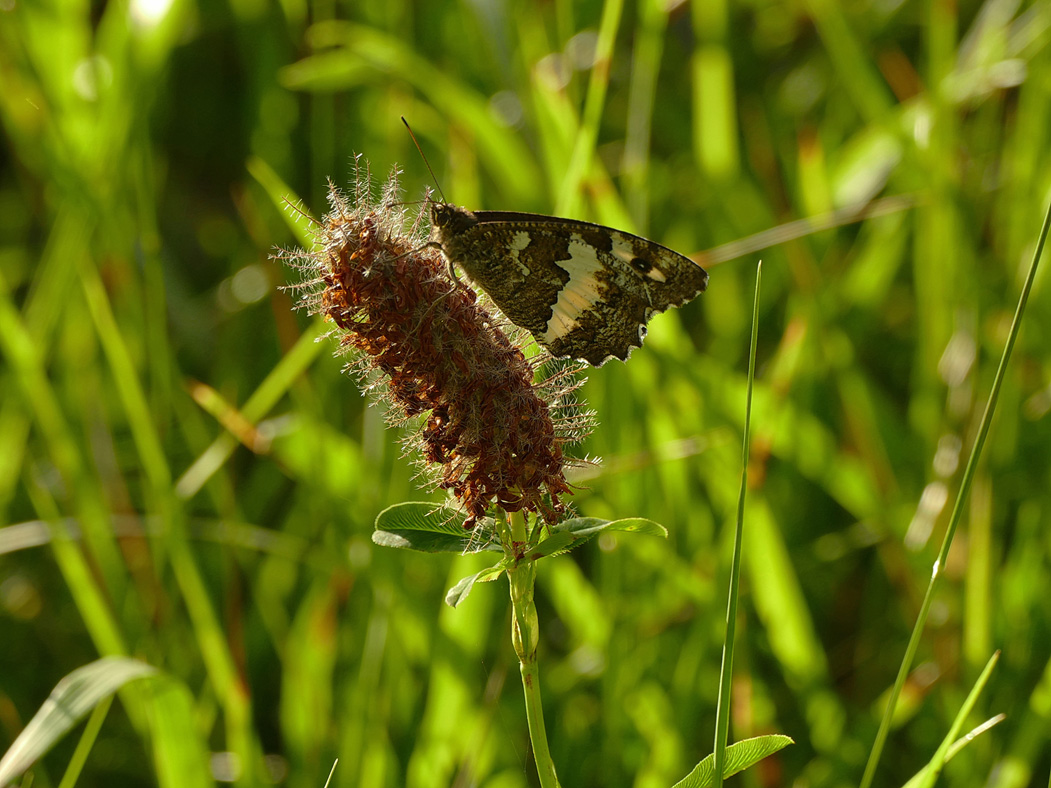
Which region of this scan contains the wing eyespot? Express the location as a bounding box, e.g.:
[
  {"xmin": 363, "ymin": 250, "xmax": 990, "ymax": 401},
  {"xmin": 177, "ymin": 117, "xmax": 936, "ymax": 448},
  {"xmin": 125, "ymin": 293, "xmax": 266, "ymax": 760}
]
[{"xmin": 630, "ymin": 257, "xmax": 652, "ymax": 274}]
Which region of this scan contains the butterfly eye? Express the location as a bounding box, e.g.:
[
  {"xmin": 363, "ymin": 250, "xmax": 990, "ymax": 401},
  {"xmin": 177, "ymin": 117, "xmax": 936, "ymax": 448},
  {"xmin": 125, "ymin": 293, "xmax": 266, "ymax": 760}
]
[{"xmin": 630, "ymin": 257, "xmax": 652, "ymax": 274}]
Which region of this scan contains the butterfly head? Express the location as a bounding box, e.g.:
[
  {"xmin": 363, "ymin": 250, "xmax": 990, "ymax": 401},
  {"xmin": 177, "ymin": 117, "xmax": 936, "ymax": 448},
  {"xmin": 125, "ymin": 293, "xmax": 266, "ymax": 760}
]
[{"xmin": 430, "ymin": 202, "xmax": 478, "ymax": 239}]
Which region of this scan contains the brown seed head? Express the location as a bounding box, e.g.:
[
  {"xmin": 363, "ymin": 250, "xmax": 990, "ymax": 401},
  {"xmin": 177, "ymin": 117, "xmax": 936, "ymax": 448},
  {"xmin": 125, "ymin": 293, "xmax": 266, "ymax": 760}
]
[{"xmin": 279, "ymin": 163, "xmax": 591, "ymax": 527}]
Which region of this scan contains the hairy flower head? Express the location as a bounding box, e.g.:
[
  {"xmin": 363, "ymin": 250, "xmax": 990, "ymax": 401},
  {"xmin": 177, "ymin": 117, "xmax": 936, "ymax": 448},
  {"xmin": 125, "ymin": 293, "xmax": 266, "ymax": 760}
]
[{"xmin": 280, "ymin": 163, "xmax": 591, "ymax": 527}]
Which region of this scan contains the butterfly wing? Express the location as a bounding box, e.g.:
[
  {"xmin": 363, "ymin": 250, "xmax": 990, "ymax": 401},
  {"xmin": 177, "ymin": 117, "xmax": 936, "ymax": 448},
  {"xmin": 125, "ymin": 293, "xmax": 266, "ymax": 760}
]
[{"xmin": 436, "ymin": 209, "xmax": 708, "ymax": 365}]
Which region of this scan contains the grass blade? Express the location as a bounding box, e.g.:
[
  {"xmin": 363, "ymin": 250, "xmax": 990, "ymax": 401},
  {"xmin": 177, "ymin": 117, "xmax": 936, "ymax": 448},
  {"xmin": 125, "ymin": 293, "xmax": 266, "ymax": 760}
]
[
  {"xmin": 713, "ymin": 261, "xmax": 762, "ymax": 786},
  {"xmin": 0, "ymin": 658, "xmax": 157, "ymax": 786},
  {"xmin": 860, "ymin": 197, "xmax": 1051, "ymax": 788},
  {"xmin": 909, "ymin": 652, "xmax": 1001, "ymax": 788}
]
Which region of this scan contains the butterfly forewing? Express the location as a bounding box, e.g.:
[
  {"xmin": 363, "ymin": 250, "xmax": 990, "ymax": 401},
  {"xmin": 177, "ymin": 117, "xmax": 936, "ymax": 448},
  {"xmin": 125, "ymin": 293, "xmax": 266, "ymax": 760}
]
[{"xmin": 431, "ymin": 205, "xmax": 708, "ymax": 366}]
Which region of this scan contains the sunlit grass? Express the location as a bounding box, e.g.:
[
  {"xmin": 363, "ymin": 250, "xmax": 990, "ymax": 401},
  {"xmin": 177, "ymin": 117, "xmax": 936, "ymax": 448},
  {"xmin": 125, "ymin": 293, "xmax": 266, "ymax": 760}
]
[{"xmin": 1, "ymin": 1, "xmax": 1050, "ymax": 786}]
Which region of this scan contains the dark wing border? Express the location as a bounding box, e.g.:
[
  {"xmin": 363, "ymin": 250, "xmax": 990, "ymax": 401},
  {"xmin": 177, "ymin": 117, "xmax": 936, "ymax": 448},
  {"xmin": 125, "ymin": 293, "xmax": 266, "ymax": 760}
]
[{"xmin": 471, "ymin": 211, "xmax": 689, "ymax": 259}]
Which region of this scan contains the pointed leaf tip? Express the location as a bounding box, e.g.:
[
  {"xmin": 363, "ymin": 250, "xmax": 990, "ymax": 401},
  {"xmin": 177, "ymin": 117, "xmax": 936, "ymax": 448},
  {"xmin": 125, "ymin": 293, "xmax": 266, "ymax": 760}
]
[{"xmin": 671, "ymin": 734, "xmax": 793, "ymax": 787}]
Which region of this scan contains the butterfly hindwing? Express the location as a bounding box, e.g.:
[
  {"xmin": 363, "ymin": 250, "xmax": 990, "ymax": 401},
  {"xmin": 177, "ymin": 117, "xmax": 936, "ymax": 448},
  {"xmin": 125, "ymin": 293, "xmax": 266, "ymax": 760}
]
[{"xmin": 431, "ymin": 205, "xmax": 708, "ymax": 366}]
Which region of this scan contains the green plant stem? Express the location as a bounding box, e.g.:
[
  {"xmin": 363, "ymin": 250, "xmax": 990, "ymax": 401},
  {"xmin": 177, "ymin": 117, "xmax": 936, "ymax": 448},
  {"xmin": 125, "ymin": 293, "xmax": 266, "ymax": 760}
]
[
  {"xmin": 859, "ymin": 200, "xmax": 1051, "ymax": 788},
  {"xmin": 508, "ymin": 507, "xmax": 527, "ymax": 545},
  {"xmin": 57, "ymin": 695, "xmax": 112, "ymax": 788},
  {"xmin": 713, "ymin": 261, "xmax": 761, "ymax": 787},
  {"xmin": 507, "ymin": 511, "xmax": 561, "ymax": 788}
]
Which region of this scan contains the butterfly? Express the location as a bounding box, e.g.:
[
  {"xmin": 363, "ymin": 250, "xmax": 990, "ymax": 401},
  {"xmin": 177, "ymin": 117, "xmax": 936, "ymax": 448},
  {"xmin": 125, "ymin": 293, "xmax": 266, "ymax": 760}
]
[{"xmin": 430, "ymin": 202, "xmax": 709, "ymax": 366}]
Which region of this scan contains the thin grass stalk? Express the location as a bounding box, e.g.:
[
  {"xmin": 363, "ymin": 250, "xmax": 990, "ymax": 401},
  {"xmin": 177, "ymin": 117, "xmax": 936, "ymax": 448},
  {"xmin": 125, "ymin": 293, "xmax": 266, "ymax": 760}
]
[
  {"xmin": 174, "ymin": 319, "xmax": 327, "ymax": 499},
  {"xmin": 506, "ymin": 510, "xmax": 561, "ymax": 788},
  {"xmin": 322, "ymin": 759, "xmax": 339, "ymax": 788},
  {"xmin": 0, "ymin": 272, "xmax": 126, "ymax": 656},
  {"xmin": 713, "ymin": 261, "xmax": 762, "ymax": 786},
  {"xmin": 554, "ymin": 0, "xmax": 624, "ymax": 216},
  {"xmin": 57, "ymin": 696, "xmax": 112, "ymax": 788},
  {"xmin": 913, "ymin": 651, "xmax": 1000, "ymax": 788},
  {"xmin": 859, "ymin": 201, "xmax": 1051, "ymax": 788},
  {"xmin": 621, "ymin": 0, "xmax": 668, "ymax": 227}
]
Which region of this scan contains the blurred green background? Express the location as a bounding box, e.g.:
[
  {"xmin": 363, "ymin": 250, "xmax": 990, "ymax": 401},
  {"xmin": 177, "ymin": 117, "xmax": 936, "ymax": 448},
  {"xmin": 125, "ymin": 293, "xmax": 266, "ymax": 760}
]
[{"xmin": 2, "ymin": 0, "xmax": 1050, "ymax": 786}]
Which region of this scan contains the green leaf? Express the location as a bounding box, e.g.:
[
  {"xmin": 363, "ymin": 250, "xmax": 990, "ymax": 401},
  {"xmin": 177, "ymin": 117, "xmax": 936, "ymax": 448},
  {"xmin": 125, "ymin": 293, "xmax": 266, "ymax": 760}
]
[
  {"xmin": 373, "ymin": 502, "xmax": 503, "ymax": 554},
  {"xmin": 526, "ymin": 517, "xmax": 668, "ymax": 560},
  {"xmin": 0, "ymin": 657, "xmax": 158, "ymax": 786},
  {"xmin": 671, "ymin": 735, "xmax": 793, "ymax": 788},
  {"xmin": 445, "ymin": 563, "xmax": 509, "ymax": 607}
]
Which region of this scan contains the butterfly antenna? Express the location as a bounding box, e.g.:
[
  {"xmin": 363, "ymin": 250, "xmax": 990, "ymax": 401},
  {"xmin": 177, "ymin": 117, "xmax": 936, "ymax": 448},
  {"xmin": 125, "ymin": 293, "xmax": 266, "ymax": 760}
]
[{"xmin": 401, "ymin": 116, "xmax": 447, "ymax": 204}]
